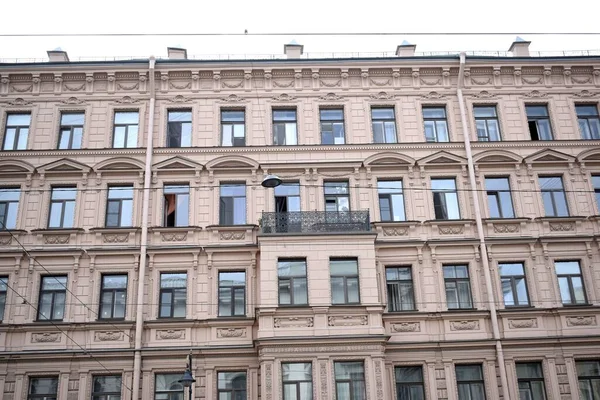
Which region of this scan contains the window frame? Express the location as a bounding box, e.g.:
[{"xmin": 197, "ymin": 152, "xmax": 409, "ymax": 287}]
[
  {"xmin": 0, "ymin": 276, "xmax": 7, "ymax": 322},
  {"xmin": 431, "ymin": 178, "xmax": 461, "ymax": 220},
  {"xmin": 282, "ymin": 362, "xmax": 313, "ymax": 400},
  {"xmin": 555, "ymin": 260, "xmax": 588, "ymax": 305},
  {"xmin": 485, "ymin": 177, "xmax": 515, "ymax": 219},
  {"xmin": 166, "ymin": 109, "xmax": 192, "ymax": 148},
  {"xmin": 330, "ymin": 258, "xmax": 360, "ymax": 305},
  {"xmin": 273, "ymin": 108, "xmax": 298, "ymax": 146},
  {"xmin": 0, "ymin": 187, "xmax": 21, "ymax": 230},
  {"xmin": 28, "ymin": 376, "xmax": 59, "ymax": 400},
  {"xmin": 592, "ymin": 175, "xmax": 600, "ymax": 214},
  {"xmin": 576, "ymin": 360, "xmax": 600, "ymax": 400},
  {"xmin": 154, "ymin": 373, "xmax": 184, "ymax": 400},
  {"xmin": 112, "ymin": 110, "xmax": 139, "ymax": 149},
  {"xmin": 386, "ymin": 266, "xmax": 416, "ymax": 312},
  {"xmin": 218, "ymin": 271, "xmax": 246, "ymax": 317},
  {"xmin": 371, "ymin": 107, "xmax": 398, "ymax": 144},
  {"xmin": 324, "ymin": 181, "xmax": 350, "ymax": 213},
  {"xmin": 57, "ymin": 111, "xmax": 84, "ymax": 150},
  {"xmin": 48, "ymin": 186, "xmax": 77, "ymax": 228},
  {"xmin": 334, "ymin": 361, "xmax": 366, "ymax": 400},
  {"xmin": 320, "ymin": 108, "xmax": 346, "ymax": 145},
  {"xmin": 217, "ymin": 371, "xmax": 247, "ymax": 400},
  {"xmin": 92, "ymin": 375, "xmax": 122, "ymax": 400},
  {"xmin": 278, "ymin": 259, "xmax": 309, "ymax": 307},
  {"xmin": 3, "ymin": 112, "xmax": 31, "ymax": 151},
  {"xmin": 219, "ymin": 183, "xmax": 247, "ymax": 225},
  {"xmin": 394, "ymin": 366, "xmax": 425, "ymax": 400},
  {"xmin": 221, "ymin": 109, "xmax": 246, "ymax": 147},
  {"xmin": 538, "ymin": 176, "xmax": 569, "ymax": 217},
  {"xmin": 99, "ymin": 274, "xmax": 127, "ymax": 320},
  {"xmin": 377, "ymin": 180, "xmax": 406, "ymax": 222},
  {"xmin": 105, "ymin": 185, "xmax": 134, "ymax": 228},
  {"xmin": 443, "ymin": 265, "xmax": 474, "ymax": 310},
  {"xmin": 516, "ymin": 362, "xmax": 548, "ymax": 400},
  {"xmin": 163, "ymin": 184, "xmax": 190, "ymax": 227},
  {"xmin": 422, "ymin": 106, "xmax": 450, "ymax": 143},
  {"xmin": 474, "ymin": 105, "xmax": 502, "ymax": 142},
  {"xmin": 455, "ymin": 364, "xmax": 487, "ymax": 400},
  {"xmin": 37, "ymin": 275, "xmax": 68, "ymax": 321},
  {"xmin": 575, "ymin": 104, "xmax": 600, "ymax": 140},
  {"xmin": 525, "ymin": 104, "xmax": 554, "ymax": 141},
  {"xmin": 498, "ymin": 262, "xmax": 530, "ymax": 307},
  {"xmin": 158, "ymin": 272, "xmax": 187, "ymax": 319}
]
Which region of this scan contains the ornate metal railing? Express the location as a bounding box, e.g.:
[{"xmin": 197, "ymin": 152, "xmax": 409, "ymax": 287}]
[{"xmin": 260, "ymin": 211, "xmax": 370, "ymax": 234}]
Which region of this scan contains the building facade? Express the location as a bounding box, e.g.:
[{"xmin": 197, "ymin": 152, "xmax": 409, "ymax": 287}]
[{"xmin": 0, "ymin": 40, "xmax": 599, "ymax": 400}]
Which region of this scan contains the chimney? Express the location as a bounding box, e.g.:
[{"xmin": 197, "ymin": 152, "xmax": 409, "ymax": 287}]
[
  {"xmin": 47, "ymin": 48, "xmax": 69, "ymax": 62},
  {"xmin": 396, "ymin": 40, "xmax": 416, "ymax": 57},
  {"xmin": 509, "ymin": 36, "xmax": 531, "ymax": 57},
  {"xmin": 284, "ymin": 40, "xmax": 303, "ymax": 59},
  {"xmin": 167, "ymin": 47, "xmax": 187, "ymax": 60}
]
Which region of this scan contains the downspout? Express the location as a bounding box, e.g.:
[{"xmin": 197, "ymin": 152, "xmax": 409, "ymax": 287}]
[
  {"xmin": 132, "ymin": 56, "xmax": 156, "ymax": 400},
  {"xmin": 456, "ymin": 52, "xmax": 512, "ymax": 400}
]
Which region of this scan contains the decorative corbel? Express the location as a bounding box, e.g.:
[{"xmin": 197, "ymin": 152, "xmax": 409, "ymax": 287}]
[
  {"xmin": 192, "ymin": 252, "xmax": 199, "ymax": 271},
  {"xmin": 585, "ymin": 242, "xmax": 593, "ymax": 259},
  {"xmin": 96, "ymin": 172, "xmax": 103, "ymax": 187},
  {"xmin": 529, "ymin": 243, "xmax": 537, "ymax": 260},
  {"xmin": 28, "ymin": 257, "xmax": 35, "ymax": 274},
  {"xmin": 133, "ymin": 254, "xmax": 140, "ymax": 272},
  {"xmin": 194, "ymin": 169, "xmax": 201, "ymax": 185},
  {"xmin": 541, "ymin": 242, "xmax": 549, "ymax": 261},
  {"xmin": 416, "ymin": 246, "xmax": 423, "ymax": 264},
  {"xmin": 72, "ymin": 254, "xmax": 80, "ymax": 274},
  {"xmin": 207, "ymin": 252, "xmax": 213, "ymax": 270},
  {"xmin": 89, "ymin": 254, "xmax": 96, "ymax": 273},
  {"xmin": 138, "ymin": 171, "xmax": 144, "ymax": 185},
  {"xmin": 14, "ymin": 255, "xmax": 22, "ymax": 274},
  {"xmin": 81, "ymin": 172, "xmax": 88, "ymax": 187},
  {"xmin": 430, "ymin": 245, "xmax": 437, "ymax": 265},
  {"xmin": 208, "ymin": 170, "xmax": 214, "ymax": 184}
]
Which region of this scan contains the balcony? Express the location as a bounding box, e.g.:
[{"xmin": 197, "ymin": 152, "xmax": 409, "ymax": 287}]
[{"xmin": 260, "ymin": 211, "xmax": 371, "ymax": 235}]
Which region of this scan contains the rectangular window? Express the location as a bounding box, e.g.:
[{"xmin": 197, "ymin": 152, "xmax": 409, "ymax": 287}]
[
  {"xmin": 278, "ymin": 259, "xmax": 308, "ymax": 306},
  {"xmin": 58, "ymin": 112, "xmax": 84, "ymax": 149},
  {"xmin": 217, "ymin": 372, "xmax": 247, "ymax": 400},
  {"xmin": 395, "ymin": 366, "xmax": 425, "ymax": 400},
  {"xmin": 576, "ymin": 360, "xmax": 600, "ymax": 400},
  {"xmin": 99, "ymin": 274, "xmax": 127, "ymax": 319},
  {"xmin": 526, "ymin": 105, "xmax": 553, "ymax": 140},
  {"xmin": 282, "ymin": 363, "xmax": 313, "ymax": 400},
  {"xmin": 92, "ymin": 375, "xmax": 122, "ymax": 400},
  {"xmin": 334, "ymin": 362, "xmax": 365, "ymax": 400},
  {"xmin": 275, "ymin": 182, "xmax": 301, "ymax": 213},
  {"xmin": 0, "ymin": 187, "xmax": 20, "ymax": 230},
  {"xmin": 38, "ymin": 276, "xmax": 67, "ymax": 321},
  {"xmin": 372, "ymin": 108, "xmax": 397, "ymax": 143},
  {"xmin": 539, "ymin": 176, "xmax": 569, "ymax": 217},
  {"xmin": 330, "ymin": 259, "xmax": 360, "ymax": 305},
  {"xmin": 321, "ymin": 109, "xmax": 345, "ymax": 145},
  {"xmin": 273, "ymin": 109, "xmax": 298, "ymax": 145},
  {"xmin": 576, "ymin": 105, "xmax": 600, "ymax": 140},
  {"xmin": 324, "ymin": 181, "xmax": 350, "ymax": 212},
  {"xmin": 3, "ymin": 113, "xmax": 31, "ymax": 150},
  {"xmin": 423, "ymin": 107, "xmax": 449, "ymax": 142},
  {"xmin": 154, "ymin": 374, "xmax": 183, "ymax": 400},
  {"xmin": 221, "ymin": 110, "xmax": 245, "ymax": 146},
  {"xmin": 28, "ymin": 377, "xmax": 58, "ymax": 400},
  {"xmin": 159, "ymin": 273, "xmax": 187, "ymax": 318},
  {"xmin": 106, "ymin": 186, "xmax": 134, "ymax": 227},
  {"xmin": 593, "ymin": 175, "xmax": 600, "ymax": 213},
  {"xmin": 163, "ymin": 184, "xmax": 189, "ymax": 227},
  {"xmin": 48, "ymin": 187, "xmax": 76, "ymax": 228},
  {"xmin": 474, "ymin": 106, "xmax": 501, "ymax": 142},
  {"xmin": 444, "ymin": 265, "xmax": 473, "ymax": 309},
  {"xmin": 386, "ymin": 267, "xmax": 415, "ymax": 311},
  {"xmin": 485, "ymin": 177, "xmax": 515, "ymax": 218},
  {"xmin": 456, "ymin": 365, "xmax": 486, "ymax": 400},
  {"xmin": 517, "ymin": 363, "xmax": 548, "ymax": 400},
  {"xmin": 432, "ymin": 178, "xmax": 460, "ymax": 220},
  {"xmin": 218, "ymin": 271, "xmax": 246, "ymax": 317},
  {"xmin": 167, "ymin": 110, "xmax": 192, "ymax": 147},
  {"xmin": 219, "ymin": 184, "xmax": 246, "ymax": 225},
  {"xmin": 378, "ymin": 180, "xmax": 405, "ymax": 221},
  {"xmin": 0, "ymin": 276, "xmax": 7, "ymax": 322},
  {"xmin": 113, "ymin": 111, "xmax": 139, "ymax": 148},
  {"xmin": 499, "ymin": 263, "xmax": 530, "ymax": 307},
  {"xmin": 555, "ymin": 261, "xmax": 587, "ymax": 305}
]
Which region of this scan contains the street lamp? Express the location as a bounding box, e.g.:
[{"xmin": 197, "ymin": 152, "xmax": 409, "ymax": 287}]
[
  {"xmin": 178, "ymin": 353, "xmax": 196, "ymax": 400},
  {"xmin": 261, "ymin": 174, "xmax": 282, "ymax": 188}
]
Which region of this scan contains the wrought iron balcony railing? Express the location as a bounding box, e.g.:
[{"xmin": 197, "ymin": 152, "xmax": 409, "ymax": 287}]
[{"xmin": 260, "ymin": 211, "xmax": 371, "ymax": 234}]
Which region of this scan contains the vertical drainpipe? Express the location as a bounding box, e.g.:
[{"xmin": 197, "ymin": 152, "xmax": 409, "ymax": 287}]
[
  {"xmin": 456, "ymin": 52, "xmax": 512, "ymax": 400},
  {"xmin": 132, "ymin": 55, "xmax": 156, "ymax": 400}
]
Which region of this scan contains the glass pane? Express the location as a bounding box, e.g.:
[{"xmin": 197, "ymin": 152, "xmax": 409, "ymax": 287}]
[
  {"xmin": 423, "ymin": 107, "xmax": 446, "ymax": 118},
  {"xmin": 53, "ymin": 292, "xmax": 66, "ymax": 319},
  {"xmin": 115, "ymin": 112, "xmax": 139, "ymax": 124},
  {"xmin": 42, "ymin": 276, "xmax": 67, "ymax": 290},
  {"xmin": 233, "ymin": 197, "xmax": 246, "ymax": 224},
  {"xmin": 488, "ymin": 194, "xmax": 501, "ymax": 218},
  {"xmin": 553, "ymin": 192, "xmax": 569, "ymax": 216},
  {"xmin": 572, "ymin": 277, "xmax": 586, "ymax": 303},
  {"xmin": 220, "ymin": 184, "xmax": 245, "ymax": 197},
  {"xmin": 279, "ymin": 280, "xmax": 291, "ymax": 305},
  {"xmin": 330, "ymin": 260, "xmax": 358, "ymax": 275},
  {"xmin": 436, "ymin": 121, "xmax": 449, "ymax": 142},
  {"xmin": 7, "ymin": 114, "xmax": 31, "ymax": 125},
  {"xmin": 372, "ymin": 122, "xmax": 384, "ymax": 143},
  {"xmin": 432, "ymin": 179, "xmax": 456, "ymax": 191},
  {"xmin": 176, "ymin": 194, "xmax": 189, "ymax": 226},
  {"xmin": 474, "ymin": 106, "xmax": 497, "ymax": 117},
  {"xmin": 113, "ymin": 126, "xmax": 126, "ymax": 148},
  {"xmin": 58, "ymin": 130, "xmax": 71, "ymax": 149},
  {"xmin": 30, "ymin": 377, "xmax": 58, "ymax": 394},
  {"xmin": 127, "ymin": 126, "xmax": 138, "ymax": 147},
  {"xmin": 458, "ymin": 281, "xmax": 473, "ymax": 308},
  {"xmin": 456, "ymin": 365, "xmax": 483, "ymax": 381},
  {"xmin": 539, "ymin": 177, "xmax": 563, "ymax": 190},
  {"xmin": 168, "ymin": 111, "xmax": 191, "ymax": 122},
  {"xmin": 3, "ymin": 129, "xmax": 15, "ymax": 150},
  {"xmin": 155, "ymin": 374, "xmax": 184, "ymax": 392},
  {"xmin": 476, "ymin": 120, "xmax": 488, "ymax": 140},
  {"xmin": 515, "ymin": 278, "xmax": 529, "ymax": 305},
  {"xmin": 324, "ymin": 182, "xmax": 349, "ymax": 194},
  {"xmin": 0, "ymin": 189, "xmax": 20, "ymax": 201},
  {"xmin": 180, "ymin": 123, "xmax": 191, "ymax": 146},
  {"xmin": 555, "ymin": 261, "xmax": 581, "ymax": 275},
  {"xmin": 48, "ymin": 203, "xmax": 63, "ymax": 228},
  {"xmin": 576, "ymin": 105, "xmax": 600, "ymax": 117},
  {"xmin": 108, "ymin": 187, "xmax": 133, "ymax": 199},
  {"xmin": 537, "ymin": 120, "xmax": 553, "ymax": 140},
  {"xmin": 222, "ymin": 111, "xmax": 245, "ymax": 122},
  {"xmin": 103, "ymin": 275, "xmax": 127, "ymax": 289},
  {"xmin": 61, "ymin": 113, "xmax": 85, "ymax": 125},
  {"xmin": 395, "ymin": 366, "xmax": 424, "ymax": 383},
  {"xmin": 321, "ymin": 109, "xmax": 343, "ymax": 120},
  {"xmin": 283, "ymin": 363, "xmax": 312, "ymax": 380},
  {"xmin": 446, "ymin": 193, "xmax": 460, "ymax": 219},
  {"xmin": 424, "ymin": 121, "xmax": 436, "ymax": 141},
  {"xmin": 38, "ymin": 293, "xmax": 53, "ymax": 320},
  {"xmin": 220, "ymin": 272, "xmax": 245, "ymax": 286},
  {"xmin": 541, "ymin": 192, "xmax": 555, "ymax": 216},
  {"xmin": 334, "ymin": 362, "xmax": 364, "ymax": 379},
  {"xmin": 273, "ymin": 110, "xmax": 296, "ymax": 121},
  {"xmin": 499, "ymin": 192, "xmax": 515, "ymax": 218},
  {"xmin": 558, "ymin": 277, "xmax": 572, "ymax": 303},
  {"xmin": 372, "ymin": 108, "xmax": 395, "ymax": 119},
  {"xmin": 161, "ymin": 273, "xmax": 187, "ymax": 288},
  {"xmin": 160, "ymin": 292, "xmax": 172, "ymax": 317},
  {"xmin": 384, "ymin": 122, "xmax": 397, "ymax": 143},
  {"xmin": 391, "ymin": 195, "xmax": 406, "ymax": 221},
  {"xmin": 100, "ymin": 292, "xmax": 113, "ymax": 318},
  {"xmin": 501, "ymin": 278, "xmax": 515, "ymax": 306},
  {"xmin": 293, "ymin": 278, "xmax": 308, "ymax": 304},
  {"xmin": 487, "ymin": 120, "xmax": 500, "ymax": 141},
  {"xmin": 285, "ymin": 123, "xmax": 298, "ymax": 145},
  {"xmin": 71, "ymin": 128, "xmax": 83, "ymax": 148},
  {"xmin": 590, "ymin": 118, "xmax": 600, "ymax": 139},
  {"xmin": 173, "ymin": 288, "xmax": 186, "ymax": 317},
  {"xmin": 378, "ymin": 181, "xmax": 402, "ymax": 194},
  {"xmin": 580, "ymin": 120, "xmax": 592, "ymax": 139},
  {"xmin": 379, "ymin": 197, "xmax": 391, "ymax": 221},
  {"xmin": 517, "ymin": 363, "xmax": 543, "ymax": 379},
  {"xmin": 577, "ymin": 361, "xmax": 600, "ymax": 377},
  {"xmin": 16, "ymin": 128, "xmax": 28, "ymax": 149},
  {"xmin": 347, "ymin": 278, "xmax": 360, "ymax": 303},
  {"xmin": 526, "ymin": 105, "xmax": 549, "ymax": 117},
  {"xmin": 120, "ymin": 199, "xmax": 133, "ymax": 226},
  {"xmin": 330, "ymin": 277, "xmax": 345, "ymax": 304},
  {"xmin": 62, "ymin": 202, "xmax": 75, "ymax": 228},
  {"xmin": 278, "ymin": 260, "xmax": 306, "ymax": 277},
  {"xmin": 486, "ymin": 178, "xmax": 510, "ymax": 191}
]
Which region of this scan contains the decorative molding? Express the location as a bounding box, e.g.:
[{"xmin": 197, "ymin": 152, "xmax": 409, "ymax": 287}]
[
  {"xmin": 382, "ymin": 227, "xmax": 408, "ymax": 236},
  {"xmin": 523, "ymin": 90, "xmax": 548, "ymax": 98},
  {"xmin": 220, "ymin": 94, "xmax": 247, "ymax": 103},
  {"xmin": 573, "ymin": 90, "xmax": 599, "ymax": 98},
  {"xmin": 369, "ymin": 91, "xmax": 396, "ymax": 100},
  {"xmin": 493, "ymin": 224, "xmax": 520, "ymax": 233},
  {"xmin": 115, "ymin": 96, "xmax": 141, "ymax": 104},
  {"xmin": 60, "ymin": 97, "xmax": 86, "ymax": 105},
  {"xmin": 167, "ymin": 95, "xmax": 192, "ymax": 103},
  {"xmin": 566, "ymin": 316, "xmax": 597, "ymax": 327},
  {"xmin": 273, "ymin": 316, "xmax": 314, "ymax": 328},
  {"xmin": 522, "ymin": 76, "xmax": 544, "ymax": 85},
  {"xmin": 95, "ymin": 331, "xmax": 124, "ymax": 341},
  {"xmin": 10, "ymin": 84, "xmax": 32, "ymax": 93},
  {"xmin": 216, "ymin": 328, "xmax": 246, "ymax": 338},
  {"xmin": 549, "ymin": 222, "xmax": 575, "ymax": 232},
  {"xmin": 156, "ymin": 329, "xmax": 185, "ymax": 340},
  {"xmin": 508, "ymin": 318, "xmax": 538, "ymax": 329},
  {"xmin": 161, "ymin": 232, "xmax": 187, "ymax": 242},
  {"xmin": 420, "ymin": 77, "xmax": 441, "ymax": 85},
  {"xmin": 43, "ymin": 234, "xmax": 70, "ymax": 244},
  {"xmin": 0, "ymin": 236, "xmax": 12, "ymax": 245},
  {"xmin": 320, "ymin": 79, "xmax": 342, "ymax": 87},
  {"xmin": 117, "ymin": 82, "xmax": 139, "ymax": 90},
  {"xmin": 370, "ymin": 78, "xmax": 391, "ymax": 86},
  {"xmin": 64, "ymin": 83, "xmax": 86, "ymax": 91},
  {"xmin": 271, "ymin": 93, "xmax": 297, "ymax": 102},
  {"xmin": 449, "ymin": 320, "xmax": 480, "ymax": 331},
  {"xmin": 272, "ymin": 79, "xmax": 294, "ymax": 88},
  {"xmin": 320, "ymin": 361, "xmax": 328, "ymax": 399},
  {"xmin": 375, "ymin": 360, "xmax": 384, "ymax": 399},
  {"xmin": 317, "ymin": 92, "xmax": 344, "ymax": 101},
  {"xmin": 572, "ymin": 76, "xmax": 592, "ymax": 84},
  {"xmin": 327, "ymin": 315, "xmax": 368, "ymax": 327},
  {"xmin": 219, "ymin": 231, "xmax": 245, "ymax": 240},
  {"xmin": 421, "ymin": 91, "xmax": 446, "ymax": 100},
  {"xmin": 438, "ymin": 225, "xmax": 464, "ymax": 235},
  {"xmin": 7, "ymin": 98, "xmax": 33, "ymax": 106},
  {"xmin": 470, "ymin": 90, "xmax": 496, "ymax": 99},
  {"xmin": 265, "ymin": 363, "xmax": 273, "ymax": 400},
  {"xmin": 168, "ymin": 81, "xmax": 191, "ymax": 90},
  {"xmin": 391, "ymin": 322, "xmax": 421, "ymax": 332},
  {"xmin": 221, "ymin": 80, "xmax": 244, "ymax": 89},
  {"xmin": 259, "ymin": 344, "xmax": 384, "ymax": 354},
  {"xmin": 103, "ymin": 233, "xmax": 129, "ymax": 243},
  {"xmin": 31, "ymin": 332, "xmax": 61, "ymax": 343}
]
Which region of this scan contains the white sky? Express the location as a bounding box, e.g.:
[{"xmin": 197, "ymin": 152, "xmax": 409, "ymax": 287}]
[{"xmin": 1, "ymin": 0, "xmax": 599, "ymax": 60}]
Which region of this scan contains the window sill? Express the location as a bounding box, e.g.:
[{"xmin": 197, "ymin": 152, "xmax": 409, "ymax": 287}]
[
  {"xmin": 97, "ymin": 318, "xmax": 127, "ymax": 322},
  {"xmin": 534, "ymin": 216, "xmax": 586, "ymax": 222},
  {"xmin": 90, "ymin": 227, "xmax": 141, "ymax": 233},
  {"xmin": 206, "ymin": 224, "xmax": 258, "ymax": 230},
  {"xmin": 482, "ymin": 217, "xmax": 531, "ymax": 223}
]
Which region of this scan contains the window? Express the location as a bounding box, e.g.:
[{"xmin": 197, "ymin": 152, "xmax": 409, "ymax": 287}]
[
  {"xmin": 444, "ymin": 265, "xmax": 473, "ymax": 309},
  {"xmin": 218, "ymin": 271, "xmax": 246, "ymax": 317},
  {"xmin": 106, "ymin": 186, "xmax": 134, "ymax": 227},
  {"xmin": 159, "ymin": 273, "xmax": 187, "ymax": 318},
  {"xmin": 278, "ymin": 259, "xmax": 308, "ymax": 306},
  {"xmin": 283, "ymin": 363, "xmax": 313, "ymax": 400},
  {"xmin": 154, "ymin": 374, "xmax": 183, "ymax": 400},
  {"xmin": 28, "ymin": 377, "xmax": 58, "ymax": 400},
  {"xmin": 432, "ymin": 178, "xmax": 460, "ymax": 220},
  {"xmin": 372, "ymin": 108, "xmax": 397, "ymax": 143},
  {"xmin": 539, "ymin": 176, "xmax": 569, "ymax": 217},
  {"xmin": 48, "ymin": 187, "xmax": 76, "ymax": 228},
  {"xmin": 113, "ymin": 111, "xmax": 139, "ymax": 148},
  {"xmin": 58, "ymin": 112, "xmax": 84, "ymax": 149},
  {"xmin": 275, "ymin": 182, "xmax": 301, "ymax": 213},
  {"xmin": 526, "ymin": 105, "xmax": 553, "ymax": 140},
  {"xmin": 334, "ymin": 362, "xmax": 365, "ymax": 400},
  {"xmin": 386, "ymin": 267, "xmax": 415, "ymax": 311},
  {"xmin": 217, "ymin": 372, "xmax": 247, "ymax": 400},
  {"xmin": 577, "ymin": 360, "xmax": 600, "ymax": 400},
  {"xmin": 321, "ymin": 109, "xmax": 345, "ymax": 144},
  {"xmin": 0, "ymin": 276, "xmax": 7, "ymax": 322},
  {"xmin": 324, "ymin": 181, "xmax": 350, "ymax": 212},
  {"xmin": 219, "ymin": 184, "xmax": 246, "ymax": 225},
  {"xmin": 485, "ymin": 177, "xmax": 515, "ymax": 218},
  {"xmin": 221, "ymin": 110, "xmax": 245, "ymax": 146},
  {"xmin": 330, "ymin": 259, "xmax": 360, "ymax": 305},
  {"xmin": 474, "ymin": 106, "xmax": 501, "ymax": 141},
  {"xmin": 498, "ymin": 263, "xmax": 530, "ymax": 307},
  {"xmin": 273, "ymin": 109, "xmax": 298, "ymax": 145},
  {"xmin": 0, "ymin": 188, "xmax": 20, "ymax": 230},
  {"xmin": 3, "ymin": 113, "xmax": 30, "ymax": 150},
  {"xmin": 456, "ymin": 365, "xmax": 486, "ymax": 400},
  {"xmin": 395, "ymin": 366, "xmax": 425, "ymax": 400},
  {"xmin": 163, "ymin": 184, "xmax": 189, "ymax": 227},
  {"xmin": 167, "ymin": 110, "xmax": 192, "ymax": 147},
  {"xmin": 555, "ymin": 261, "xmax": 587, "ymax": 305},
  {"xmin": 516, "ymin": 362, "xmax": 547, "ymax": 400},
  {"xmin": 92, "ymin": 375, "xmax": 122, "ymax": 400},
  {"xmin": 99, "ymin": 275, "xmax": 127, "ymax": 319},
  {"xmin": 576, "ymin": 105, "xmax": 600, "ymax": 140},
  {"xmin": 38, "ymin": 276, "xmax": 67, "ymax": 321},
  {"xmin": 423, "ymin": 107, "xmax": 449, "ymax": 142},
  {"xmin": 378, "ymin": 180, "xmax": 405, "ymax": 221},
  {"xmin": 593, "ymin": 175, "xmax": 600, "ymax": 213}
]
